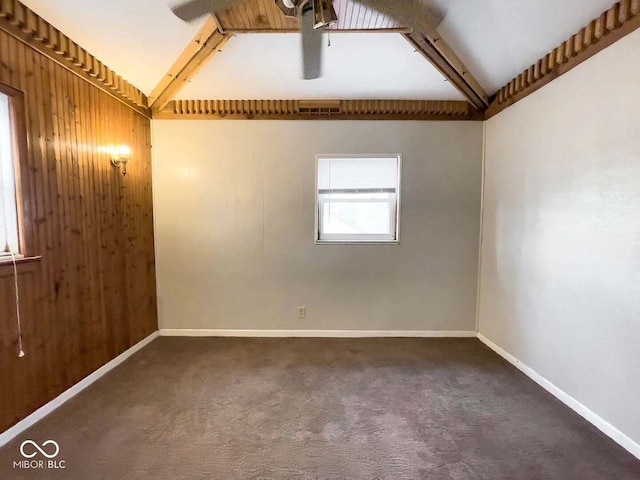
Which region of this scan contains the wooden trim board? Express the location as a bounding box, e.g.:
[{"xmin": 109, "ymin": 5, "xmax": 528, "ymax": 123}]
[
  {"xmin": 148, "ymin": 18, "xmax": 231, "ymax": 112},
  {"xmin": 478, "ymin": 333, "xmax": 640, "ymax": 460},
  {"xmin": 217, "ymin": 28, "xmax": 412, "ymax": 34},
  {"xmin": 0, "ymin": 332, "xmax": 159, "ymax": 447},
  {"xmin": 486, "ymin": 0, "xmax": 640, "ymax": 119},
  {"xmin": 0, "ymin": 0, "xmax": 149, "ymax": 117},
  {"xmin": 154, "ymin": 99, "xmax": 483, "ymax": 120},
  {"xmin": 404, "ymin": 33, "xmax": 488, "ymax": 110},
  {"xmin": 159, "ymin": 329, "xmax": 478, "ymax": 338}
]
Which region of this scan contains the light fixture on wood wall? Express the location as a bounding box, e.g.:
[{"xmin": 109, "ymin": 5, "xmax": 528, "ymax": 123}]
[{"xmin": 109, "ymin": 145, "xmax": 131, "ymax": 176}]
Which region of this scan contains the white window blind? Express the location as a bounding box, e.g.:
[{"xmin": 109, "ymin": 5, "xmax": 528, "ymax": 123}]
[
  {"xmin": 0, "ymin": 92, "xmax": 19, "ymax": 255},
  {"xmin": 316, "ymin": 155, "xmax": 400, "ymax": 243}
]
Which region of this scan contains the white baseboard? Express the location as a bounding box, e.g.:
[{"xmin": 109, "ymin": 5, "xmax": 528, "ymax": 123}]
[
  {"xmin": 159, "ymin": 329, "xmax": 477, "ymax": 338},
  {"xmin": 7, "ymin": 329, "xmax": 636, "ymax": 461},
  {"xmin": 477, "ymin": 333, "xmax": 640, "ymax": 460},
  {"xmin": 0, "ymin": 331, "xmax": 160, "ymax": 448}
]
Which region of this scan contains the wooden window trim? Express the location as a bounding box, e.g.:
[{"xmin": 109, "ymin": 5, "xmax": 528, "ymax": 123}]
[
  {"xmin": 0, "ymin": 256, "xmax": 42, "ymax": 272},
  {"xmin": 0, "ymin": 81, "xmax": 35, "ymax": 258}
]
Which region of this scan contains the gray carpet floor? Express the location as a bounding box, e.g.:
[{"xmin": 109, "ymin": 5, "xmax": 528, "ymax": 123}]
[{"xmin": 0, "ymin": 338, "xmax": 638, "ymax": 479}]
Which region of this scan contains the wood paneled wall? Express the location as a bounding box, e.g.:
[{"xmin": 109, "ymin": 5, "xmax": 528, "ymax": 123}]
[{"xmin": 0, "ymin": 29, "xmax": 157, "ymax": 433}]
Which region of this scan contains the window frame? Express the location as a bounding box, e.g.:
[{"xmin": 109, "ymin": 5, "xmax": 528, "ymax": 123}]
[
  {"xmin": 314, "ymin": 154, "xmax": 402, "ymax": 245},
  {"xmin": 0, "ymin": 81, "xmax": 33, "ymax": 261}
]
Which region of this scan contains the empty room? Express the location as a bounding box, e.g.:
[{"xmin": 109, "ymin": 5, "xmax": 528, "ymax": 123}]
[{"xmin": 0, "ymin": 0, "xmax": 639, "ymax": 478}]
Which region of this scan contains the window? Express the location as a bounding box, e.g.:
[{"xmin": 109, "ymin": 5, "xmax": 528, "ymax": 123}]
[
  {"xmin": 316, "ymin": 155, "xmax": 401, "ymax": 244},
  {"xmin": 0, "ymin": 91, "xmax": 20, "ymax": 257}
]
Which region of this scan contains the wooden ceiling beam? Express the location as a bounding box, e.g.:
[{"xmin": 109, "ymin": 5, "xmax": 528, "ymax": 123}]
[
  {"xmin": 350, "ymin": 0, "xmax": 489, "ymax": 109},
  {"xmin": 404, "ymin": 33, "xmax": 489, "ymax": 110},
  {"xmin": 422, "ymin": 32, "xmax": 489, "ymax": 108},
  {"xmin": 148, "ymin": 17, "xmax": 231, "ymax": 112},
  {"xmin": 214, "ymin": 0, "xmax": 404, "ymax": 32},
  {"xmin": 153, "ymin": 99, "xmax": 484, "ymax": 121},
  {"xmin": 215, "ymin": 27, "xmax": 412, "ymax": 34}
]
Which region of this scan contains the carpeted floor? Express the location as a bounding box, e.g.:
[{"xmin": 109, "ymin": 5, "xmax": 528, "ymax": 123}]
[{"xmin": 0, "ymin": 338, "xmax": 638, "ymax": 479}]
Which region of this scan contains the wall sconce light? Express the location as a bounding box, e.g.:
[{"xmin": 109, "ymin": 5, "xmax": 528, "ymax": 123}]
[{"xmin": 110, "ymin": 145, "xmax": 131, "ymax": 176}]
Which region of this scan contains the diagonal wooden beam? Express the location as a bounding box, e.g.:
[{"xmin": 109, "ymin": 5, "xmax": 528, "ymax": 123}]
[
  {"xmin": 404, "ymin": 32, "xmax": 489, "ymax": 110},
  {"xmin": 353, "ymin": 0, "xmax": 488, "ymax": 109},
  {"xmin": 148, "ymin": 17, "xmax": 231, "ymax": 112},
  {"xmin": 424, "ymin": 33, "xmax": 489, "ymax": 108}
]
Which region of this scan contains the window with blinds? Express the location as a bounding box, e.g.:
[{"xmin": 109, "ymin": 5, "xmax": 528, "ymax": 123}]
[
  {"xmin": 316, "ymin": 155, "xmax": 401, "ymax": 243},
  {"xmin": 0, "ymin": 91, "xmax": 20, "ymax": 256}
]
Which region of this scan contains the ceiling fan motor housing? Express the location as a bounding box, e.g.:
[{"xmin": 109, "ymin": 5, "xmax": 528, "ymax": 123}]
[{"xmin": 275, "ymin": 0, "xmax": 299, "ymax": 17}]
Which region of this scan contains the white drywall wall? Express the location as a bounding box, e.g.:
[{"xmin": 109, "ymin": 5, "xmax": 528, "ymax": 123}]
[
  {"xmin": 152, "ymin": 120, "xmax": 483, "ymax": 332},
  {"xmin": 480, "ymin": 29, "xmax": 640, "ymax": 447}
]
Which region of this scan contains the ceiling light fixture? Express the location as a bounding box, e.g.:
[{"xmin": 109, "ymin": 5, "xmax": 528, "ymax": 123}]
[{"xmin": 313, "ymin": 0, "xmax": 338, "ymax": 29}]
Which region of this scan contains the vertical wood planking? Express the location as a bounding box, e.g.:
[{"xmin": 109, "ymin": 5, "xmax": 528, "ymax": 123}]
[
  {"xmin": 215, "ymin": 0, "xmax": 403, "ymax": 32},
  {"xmin": 0, "ymin": 28, "xmax": 157, "ymax": 433}
]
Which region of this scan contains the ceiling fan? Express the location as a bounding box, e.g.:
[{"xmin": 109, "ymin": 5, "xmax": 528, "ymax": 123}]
[{"xmin": 169, "ymin": 0, "xmax": 444, "ymax": 80}]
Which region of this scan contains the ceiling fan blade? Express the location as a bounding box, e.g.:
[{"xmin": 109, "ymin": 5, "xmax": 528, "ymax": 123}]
[
  {"xmin": 171, "ymin": 0, "xmax": 240, "ymax": 22},
  {"xmin": 301, "ymin": 6, "xmax": 323, "ymax": 80},
  {"xmin": 354, "ymin": 0, "xmax": 445, "ymax": 34}
]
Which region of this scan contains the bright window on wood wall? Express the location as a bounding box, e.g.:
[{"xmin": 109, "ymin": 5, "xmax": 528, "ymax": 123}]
[
  {"xmin": 316, "ymin": 155, "xmax": 402, "ymax": 244},
  {"xmin": 0, "ymin": 91, "xmax": 21, "ymax": 256}
]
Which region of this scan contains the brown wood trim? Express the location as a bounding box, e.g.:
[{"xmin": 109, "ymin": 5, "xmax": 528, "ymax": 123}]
[
  {"xmin": 0, "ymin": 81, "xmax": 34, "ymax": 257},
  {"xmin": 403, "ymin": 33, "xmax": 488, "ymax": 111},
  {"xmin": 417, "ymin": 34, "xmax": 489, "ymax": 109},
  {"xmin": 486, "ymin": 0, "xmax": 640, "ymax": 119},
  {"xmin": 0, "ymin": 255, "xmax": 42, "ymax": 272},
  {"xmin": 0, "ymin": 0, "xmax": 150, "ymax": 117},
  {"xmin": 149, "ymin": 19, "xmax": 231, "ymax": 112},
  {"xmin": 221, "ymin": 27, "xmax": 413, "ymax": 34},
  {"xmin": 215, "ymin": 0, "xmax": 405, "ymax": 32},
  {"xmin": 154, "ymin": 99, "xmax": 483, "ymax": 120}
]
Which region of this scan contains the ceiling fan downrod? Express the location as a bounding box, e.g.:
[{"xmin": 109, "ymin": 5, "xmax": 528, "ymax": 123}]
[{"xmin": 277, "ymin": 0, "xmax": 338, "ymax": 30}]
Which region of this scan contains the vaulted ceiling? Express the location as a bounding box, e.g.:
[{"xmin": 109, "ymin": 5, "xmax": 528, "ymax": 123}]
[
  {"xmin": 436, "ymin": 0, "xmax": 621, "ymax": 93},
  {"xmin": 214, "ymin": 0, "xmax": 405, "ymax": 32},
  {"xmin": 175, "ymin": 33, "xmax": 465, "ymax": 100},
  {"xmin": 19, "ymin": 0, "xmax": 616, "ymax": 99}
]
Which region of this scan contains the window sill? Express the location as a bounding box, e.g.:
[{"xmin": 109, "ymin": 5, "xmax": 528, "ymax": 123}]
[
  {"xmin": 315, "ymin": 241, "xmax": 400, "ymax": 245},
  {"xmin": 0, "ymin": 255, "xmax": 42, "ymax": 266}
]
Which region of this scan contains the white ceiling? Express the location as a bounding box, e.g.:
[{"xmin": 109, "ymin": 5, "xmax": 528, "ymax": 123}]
[
  {"xmin": 437, "ymin": 0, "xmax": 616, "ymax": 94},
  {"xmin": 20, "ymin": 0, "xmax": 204, "ymax": 94},
  {"xmin": 21, "ymin": 0, "xmax": 619, "ymax": 98},
  {"xmin": 176, "ymin": 33, "xmax": 464, "ymax": 100}
]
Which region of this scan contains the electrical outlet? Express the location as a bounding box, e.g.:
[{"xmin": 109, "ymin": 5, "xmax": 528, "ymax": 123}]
[{"xmin": 297, "ymin": 307, "xmax": 306, "ymax": 319}]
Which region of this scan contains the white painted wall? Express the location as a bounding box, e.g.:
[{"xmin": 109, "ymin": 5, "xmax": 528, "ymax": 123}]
[
  {"xmin": 479, "ymin": 29, "xmax": 640, "ymax": 447},
  {"xmin": 153, "ymin": 121, "xmax": 482, "ymax": 333}
]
